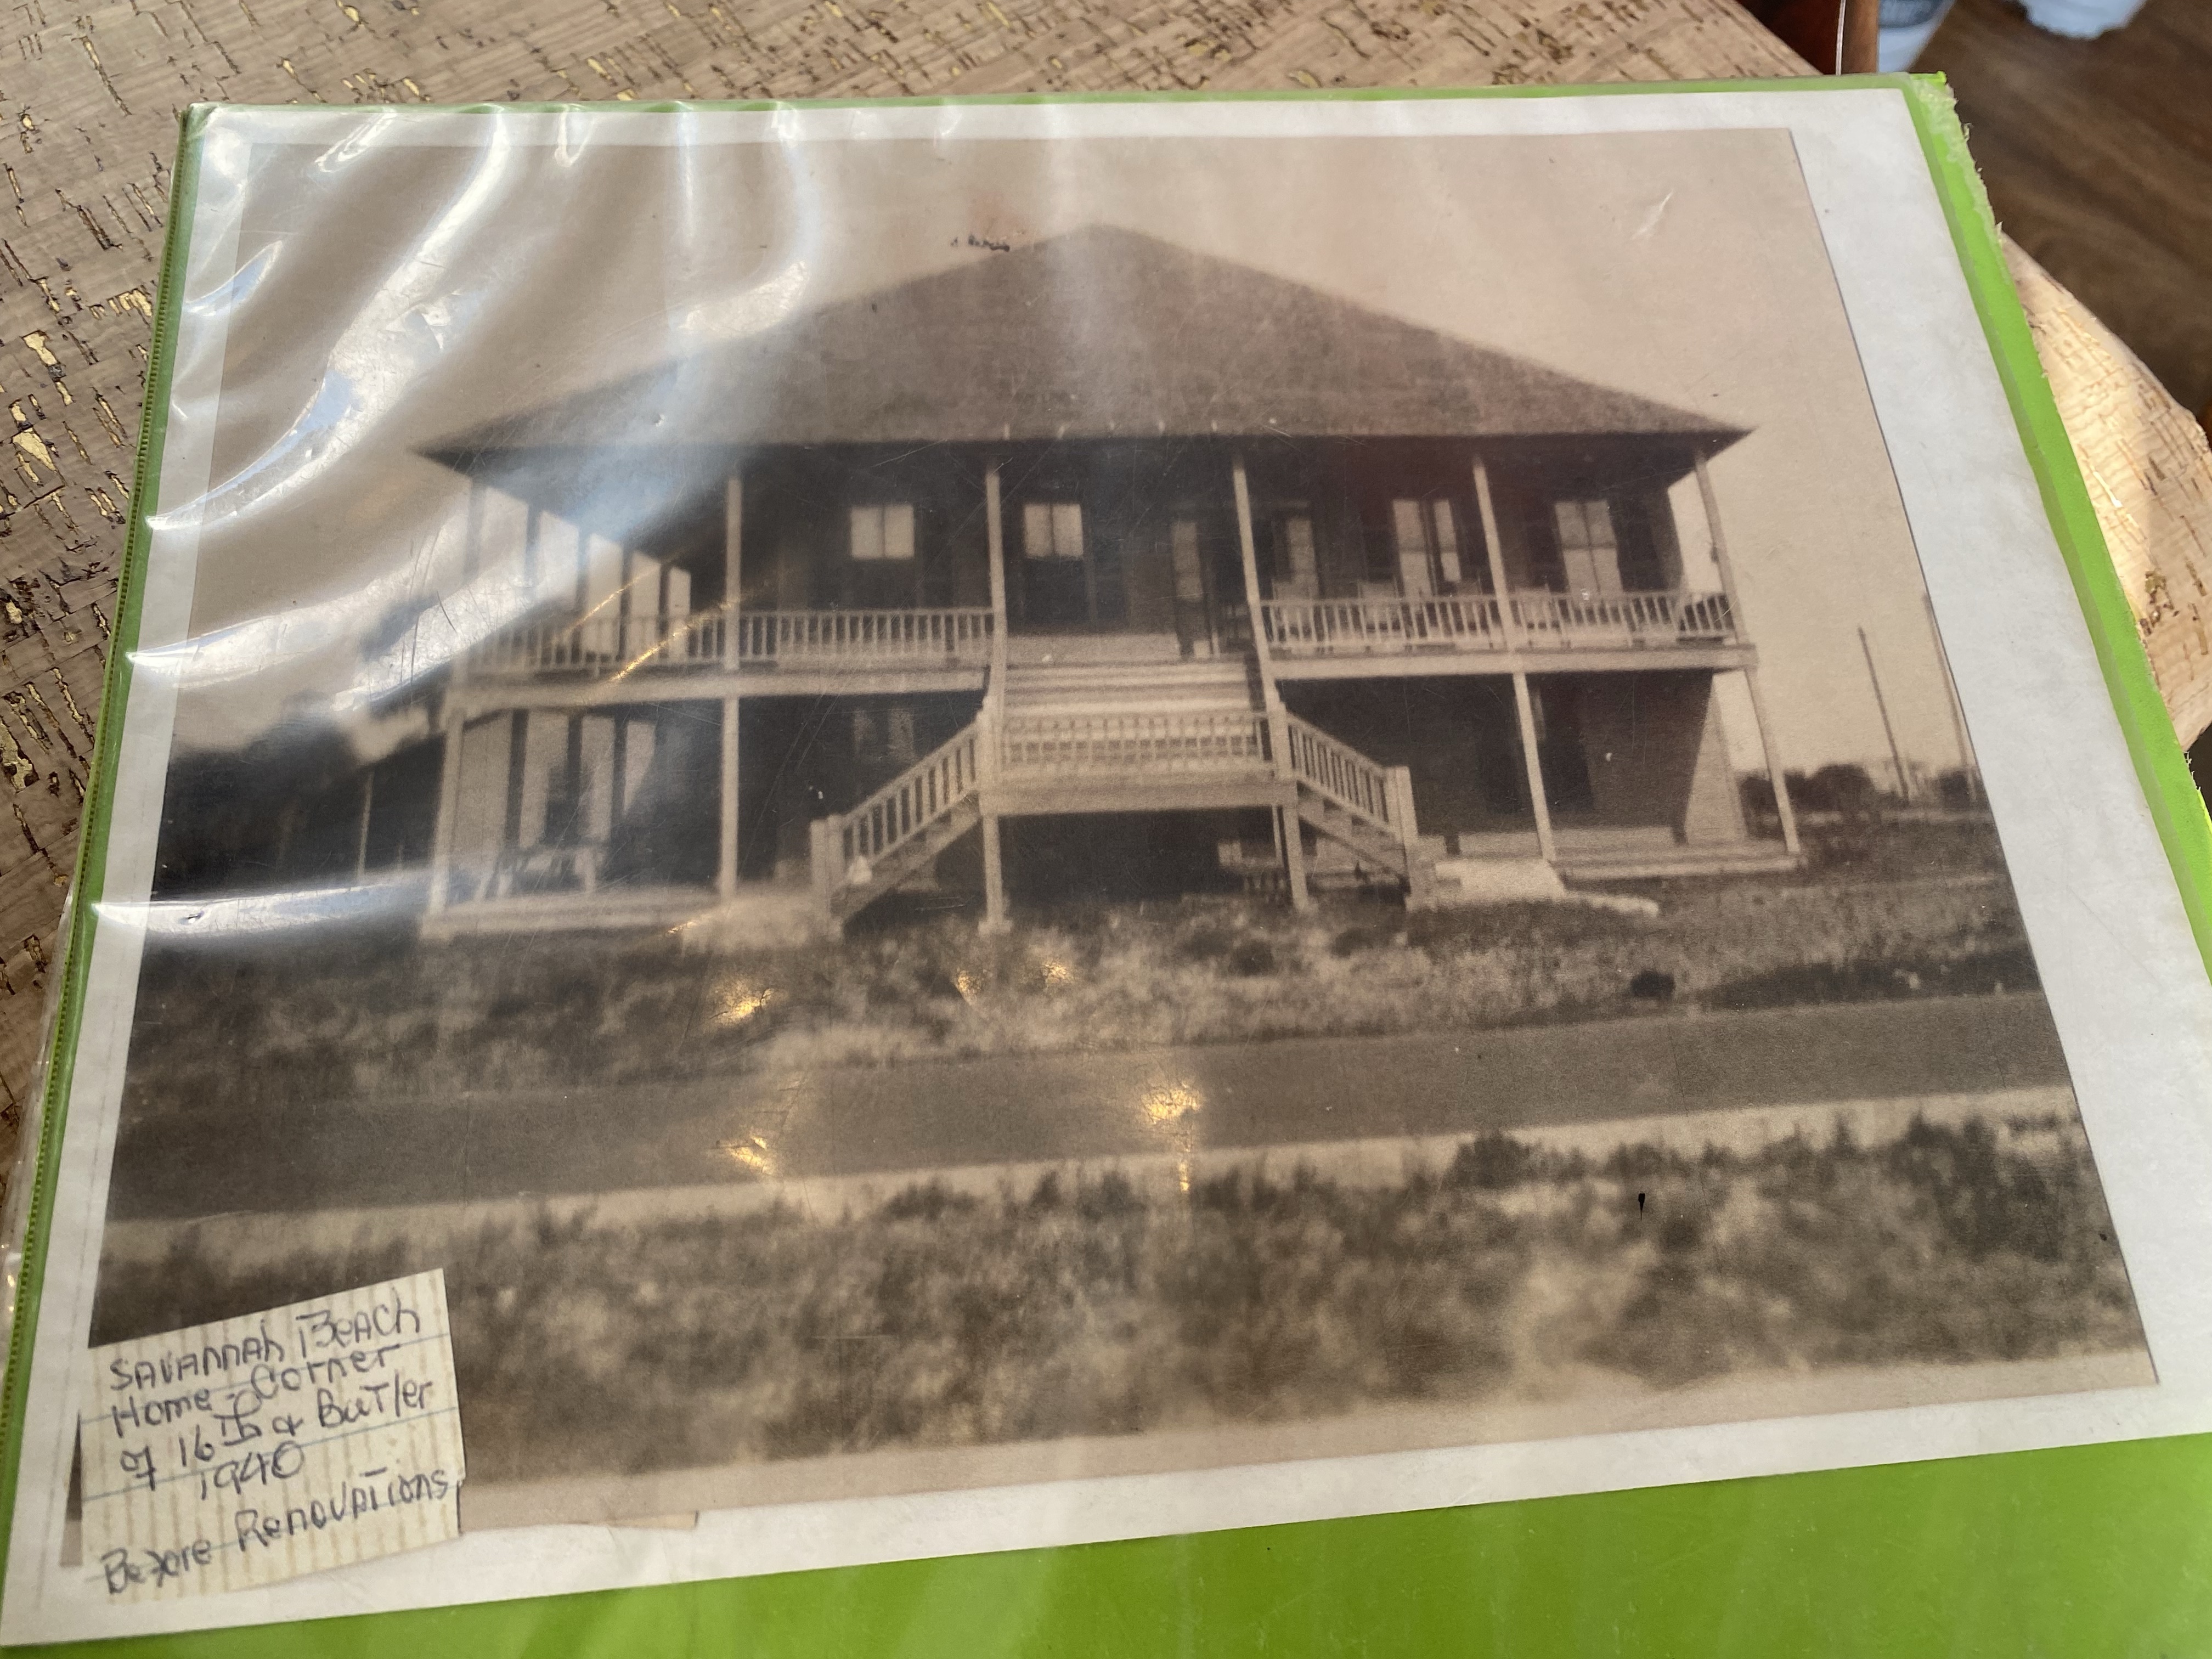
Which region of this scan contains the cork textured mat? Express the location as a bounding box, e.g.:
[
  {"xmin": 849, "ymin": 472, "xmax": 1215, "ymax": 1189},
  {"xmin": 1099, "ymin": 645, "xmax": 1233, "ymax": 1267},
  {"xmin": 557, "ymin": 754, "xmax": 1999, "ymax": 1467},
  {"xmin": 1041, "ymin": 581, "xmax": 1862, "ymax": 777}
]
[{"xmin": 1, "ymin": 1, "xmax": 2208, "ymax": 1194}]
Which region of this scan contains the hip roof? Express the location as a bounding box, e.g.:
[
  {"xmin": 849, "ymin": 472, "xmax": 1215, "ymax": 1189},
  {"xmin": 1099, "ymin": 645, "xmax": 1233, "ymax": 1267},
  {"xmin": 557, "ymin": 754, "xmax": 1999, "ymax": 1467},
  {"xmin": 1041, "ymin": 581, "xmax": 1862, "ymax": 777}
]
[{"xmin": 427, "ymin": 224, "xmax": 1745, "ymax": 464}]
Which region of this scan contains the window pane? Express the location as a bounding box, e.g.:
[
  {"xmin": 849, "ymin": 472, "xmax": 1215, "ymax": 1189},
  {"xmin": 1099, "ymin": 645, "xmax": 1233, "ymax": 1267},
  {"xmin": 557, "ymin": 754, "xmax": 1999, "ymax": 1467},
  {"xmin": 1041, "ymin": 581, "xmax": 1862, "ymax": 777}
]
[
  {"xmin": 1282, "ymin": 516, "xmax": 1318, "ymax": 597},
  {"xmin": 850, "ymin": 504, "xmax": 883, "ymax": 562},
  {"xmin": 1553, "ymin": 499, "xmax": 1590, "ymax": 552},
  {"xmin": 1582, "ymin": 498, "xmax": 1618, "ymax": 550},
  {"xmin": 1432, "ymin": 502, "xmax": 1463, "ymax": 586},
  {"xmin": 1398, "ymin": 548, "xmax": 1434, "ymax": 599},
  {"xmin": 1053, "ymin": 501, "xmax": 1084, "ymax": 560},
  {"xmin": 1023, "ymin": 501, "xmax": 1054, "ymax": 560},
  {"xmin": 584, "ymin": 534, "xmax": 624, "ymax": 609},
  {"xmin": 1391, "ymin": 498, "xmax": 1426, "ymax": 557},
  {"xmin": 1171, "ymin": 520, "xmax": 1205, "ymax": 601},
  {"xmin": 887, "ymin": 707, "xmax": 917, "ymax": 766},
  {"xmin": 883, "ymin": 503, "xmax": 916, "ymax": 562},
  {"xmin": 532, "ymin": 512, "xmax": 581, "ymax": 597},
  {"xmin": 665, "ymin": 565, "xmax": 691, "ymax": 619}
]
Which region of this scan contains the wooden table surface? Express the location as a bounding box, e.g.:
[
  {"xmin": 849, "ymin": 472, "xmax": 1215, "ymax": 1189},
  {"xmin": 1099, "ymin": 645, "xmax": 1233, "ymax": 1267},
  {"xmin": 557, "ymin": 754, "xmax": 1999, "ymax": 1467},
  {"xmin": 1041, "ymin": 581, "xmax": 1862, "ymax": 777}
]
[{"xmin": 1, "ymin": 0, "xmax": 2208, "ymax": 1188}]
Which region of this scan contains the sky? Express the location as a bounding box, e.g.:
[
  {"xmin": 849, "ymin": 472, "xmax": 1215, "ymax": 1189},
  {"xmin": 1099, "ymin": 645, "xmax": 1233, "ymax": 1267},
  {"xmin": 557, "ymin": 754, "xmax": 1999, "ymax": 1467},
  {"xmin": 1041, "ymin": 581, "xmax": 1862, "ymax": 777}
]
[{"xmin": 165, "ymin": 123, "xmax": 1969, "ymax": 779}]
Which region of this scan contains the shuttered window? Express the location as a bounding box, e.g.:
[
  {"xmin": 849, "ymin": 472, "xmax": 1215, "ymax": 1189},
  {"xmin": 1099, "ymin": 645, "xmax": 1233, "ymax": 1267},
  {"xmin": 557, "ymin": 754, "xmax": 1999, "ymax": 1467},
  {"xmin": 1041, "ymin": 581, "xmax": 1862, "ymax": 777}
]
[
  {"xmin": 1022, "ymin": 500, "xmax": 1085, "ymax": 560},
  {"xmin": 849, "ymin": 502, "xmax": 917, "ymax": 561},
  {"xmin": 1391, "ymin": 498, "xmax": 1464, "ymax": 596}
]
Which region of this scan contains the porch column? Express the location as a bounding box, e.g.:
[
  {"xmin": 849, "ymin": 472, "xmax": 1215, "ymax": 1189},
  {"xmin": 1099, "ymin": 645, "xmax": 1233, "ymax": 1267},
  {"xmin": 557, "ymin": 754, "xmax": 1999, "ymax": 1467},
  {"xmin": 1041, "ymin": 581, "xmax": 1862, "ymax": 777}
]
[
  {"xmin": 1231, "ymin": 453, "xmax": 1278, "ymax": 691},
  {"xmin": 980, "ymin": 460, "xmax": 1012, "ymax": 933},
  {"xmin": 1694, "ymin": 445, "xmax": 1799, "ymax": 855},
  {"xmin": 1470, "ymin": 452, "xmax": 1514, "ymax": 623},
  {"xmin": 985, "ymin": 459, "xmax": 1009, "ymax": 692},
  {"xmin": 462, "ymin": 479, "xmax": 486, "ymax": 583},
  {"xmin": 354, "ymin": 766, "xmax": 376, "ymax": 881},
  {"xmin": 426, "ymin": 701, "xmax": 467, "ymax": 913},
  {"xmin": 1479, "ymin": 451, "xmax": 1553, "ymax": 864},
  {"xmin": 722, "ymin": 470, "xmax": 743, "ymax": 670},
  {"xmin": 1691, "ymin": 447, "xmax": 1745, "ymax": 636},
  {"xmin": 718, "ymin": 694, "xmax": 741, "ymax": 899},
  {"xmin": 1743, "ymin": 667, "xmax": 1802, "ymax": 856},
  {"xmin": 1233, "ymin": 453, "xmax": 1308, "ymax": 908},
  {"xmin": 1511, "ymin": 672, "xmax": 1558, "ymax": 865}
]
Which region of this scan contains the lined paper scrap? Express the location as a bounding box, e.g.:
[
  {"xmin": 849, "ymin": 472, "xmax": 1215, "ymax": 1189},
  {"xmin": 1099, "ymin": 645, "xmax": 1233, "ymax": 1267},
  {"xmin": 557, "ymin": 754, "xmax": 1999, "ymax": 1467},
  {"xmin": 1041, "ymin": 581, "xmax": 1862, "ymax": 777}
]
[{"xmin": 78, "ymin": 1270, "xmax": 464, "ymax": 1600}]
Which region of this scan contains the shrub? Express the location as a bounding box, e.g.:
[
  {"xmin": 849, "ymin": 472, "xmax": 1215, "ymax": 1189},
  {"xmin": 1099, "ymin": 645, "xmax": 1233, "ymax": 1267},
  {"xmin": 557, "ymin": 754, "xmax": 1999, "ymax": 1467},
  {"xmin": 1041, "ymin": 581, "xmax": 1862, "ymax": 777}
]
[{"xmin": 91, "ymin": 1112, "xmax": 2140, "ymax": 1485}]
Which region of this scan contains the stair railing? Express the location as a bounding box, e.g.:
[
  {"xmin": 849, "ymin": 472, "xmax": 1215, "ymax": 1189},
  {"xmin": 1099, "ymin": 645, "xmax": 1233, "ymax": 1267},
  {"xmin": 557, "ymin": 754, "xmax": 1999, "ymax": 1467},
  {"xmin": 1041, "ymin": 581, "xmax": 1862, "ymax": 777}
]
[
  {"xmin": 809, "ymin": 721, "xmax": 984, "ymax": 915},
  {"xmin": 1283, "ymin": 713, "xmax": 1420, "ymax": 859}
]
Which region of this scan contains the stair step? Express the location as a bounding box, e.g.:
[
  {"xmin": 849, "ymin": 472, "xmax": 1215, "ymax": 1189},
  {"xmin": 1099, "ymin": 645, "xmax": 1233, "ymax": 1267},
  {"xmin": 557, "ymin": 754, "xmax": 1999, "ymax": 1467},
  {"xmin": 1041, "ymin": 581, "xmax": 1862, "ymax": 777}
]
[{"xmin": 1002, "ymin": 662, "xmax": 1260, "ymax": 716}]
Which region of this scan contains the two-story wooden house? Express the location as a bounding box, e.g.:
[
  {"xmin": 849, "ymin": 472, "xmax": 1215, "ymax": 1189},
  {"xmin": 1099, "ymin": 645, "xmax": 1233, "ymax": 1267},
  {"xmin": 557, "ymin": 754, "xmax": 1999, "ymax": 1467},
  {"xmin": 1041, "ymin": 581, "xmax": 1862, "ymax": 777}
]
[{"xmin": 416, "ymin": 225, "xmax": 1800, "ymax": 934}]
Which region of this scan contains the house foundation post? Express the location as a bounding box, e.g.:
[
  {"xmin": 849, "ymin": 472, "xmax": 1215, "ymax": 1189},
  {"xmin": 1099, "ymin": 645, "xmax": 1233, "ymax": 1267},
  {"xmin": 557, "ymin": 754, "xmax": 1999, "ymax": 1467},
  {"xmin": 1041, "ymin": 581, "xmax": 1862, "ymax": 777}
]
[
  {"xmin": 718, "ymin": 694, "xmax": 741, "ymax": 899},
  {"xmin": 1511, "ymin": 672, "xmax": 1558, "ymax": 865},
  {"xmin": 426, "ymin": 702, "xmax": 467, "ymax": 913},
  {"xmin": 980, "ymin": 814, "xmax": 1009, "ymax": 932},
  {"xmin": 810, "ymin": 817, "xmax": 841, "ymax": 928}
]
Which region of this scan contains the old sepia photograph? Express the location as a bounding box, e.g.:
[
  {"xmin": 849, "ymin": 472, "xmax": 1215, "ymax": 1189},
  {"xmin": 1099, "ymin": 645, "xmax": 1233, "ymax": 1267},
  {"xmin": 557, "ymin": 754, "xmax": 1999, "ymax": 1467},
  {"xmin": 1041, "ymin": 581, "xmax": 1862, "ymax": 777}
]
[{"xmin": 78, "ymin": 113, "xmax": 2151, "ymax": 1537}]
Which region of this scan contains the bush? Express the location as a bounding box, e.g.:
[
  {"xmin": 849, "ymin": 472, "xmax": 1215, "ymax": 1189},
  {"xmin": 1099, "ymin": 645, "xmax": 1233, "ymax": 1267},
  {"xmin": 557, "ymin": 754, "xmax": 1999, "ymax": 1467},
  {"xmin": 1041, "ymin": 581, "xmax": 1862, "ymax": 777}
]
[
  {"xmin": 116, "ymin": 860, "xmax": 2045, "ymax": 1133},
  {"xmin": 91, "ymin": 1113, "xmax": 2141, "ymax": 1485}
]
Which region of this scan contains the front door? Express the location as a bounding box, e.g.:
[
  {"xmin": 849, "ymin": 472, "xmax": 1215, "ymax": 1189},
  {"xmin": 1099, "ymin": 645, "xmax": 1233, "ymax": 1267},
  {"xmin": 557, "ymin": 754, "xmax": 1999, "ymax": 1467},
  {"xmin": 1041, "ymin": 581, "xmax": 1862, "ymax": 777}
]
[{"xmin": 1015, "ymin": 499, "xmax": 1127, "ymax": 629}]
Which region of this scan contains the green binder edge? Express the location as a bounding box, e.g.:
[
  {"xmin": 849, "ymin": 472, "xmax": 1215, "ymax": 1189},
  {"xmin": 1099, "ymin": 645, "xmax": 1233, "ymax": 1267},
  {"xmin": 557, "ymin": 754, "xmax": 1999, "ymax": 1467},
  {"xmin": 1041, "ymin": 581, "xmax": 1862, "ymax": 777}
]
[{"xmin": 7, "ymin": 74, "xmax": 2211, "ymax": 1657}]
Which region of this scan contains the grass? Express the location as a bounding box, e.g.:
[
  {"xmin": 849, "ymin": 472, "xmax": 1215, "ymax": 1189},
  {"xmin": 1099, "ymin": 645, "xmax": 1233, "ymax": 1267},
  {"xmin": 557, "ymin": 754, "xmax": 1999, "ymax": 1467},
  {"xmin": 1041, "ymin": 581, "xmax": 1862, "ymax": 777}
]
[
  {"xmin": 92, "ymin": 1111, "xmax": 2141, "ymax": 1486},
  {"xmin": 119, "ymin": 821, "xmax": 2039, "ymax": 1118}
]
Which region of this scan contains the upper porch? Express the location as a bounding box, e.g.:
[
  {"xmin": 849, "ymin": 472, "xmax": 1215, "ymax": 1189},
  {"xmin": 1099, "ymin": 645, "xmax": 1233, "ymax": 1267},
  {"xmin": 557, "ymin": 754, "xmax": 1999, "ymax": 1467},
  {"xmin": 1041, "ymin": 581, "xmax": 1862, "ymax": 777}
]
[{"xmin": 450, "ymin": 432, "xmax": 1754, "ymax": 697}]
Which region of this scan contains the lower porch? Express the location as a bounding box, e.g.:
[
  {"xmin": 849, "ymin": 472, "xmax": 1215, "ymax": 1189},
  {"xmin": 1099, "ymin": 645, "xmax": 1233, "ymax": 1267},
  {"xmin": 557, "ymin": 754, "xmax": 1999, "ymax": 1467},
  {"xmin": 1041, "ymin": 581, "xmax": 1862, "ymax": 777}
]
[{"xmin": 420, "ymin": 664, "xmax": 1795, "ymax": 933}]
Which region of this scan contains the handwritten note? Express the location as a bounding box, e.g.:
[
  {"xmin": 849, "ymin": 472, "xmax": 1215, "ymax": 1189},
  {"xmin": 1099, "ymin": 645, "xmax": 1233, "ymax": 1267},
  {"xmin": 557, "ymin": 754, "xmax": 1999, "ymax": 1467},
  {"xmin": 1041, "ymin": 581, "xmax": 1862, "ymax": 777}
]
[{"xmin": 78, "ymin": 1270, "xmax": 464, "ymax": 1600}]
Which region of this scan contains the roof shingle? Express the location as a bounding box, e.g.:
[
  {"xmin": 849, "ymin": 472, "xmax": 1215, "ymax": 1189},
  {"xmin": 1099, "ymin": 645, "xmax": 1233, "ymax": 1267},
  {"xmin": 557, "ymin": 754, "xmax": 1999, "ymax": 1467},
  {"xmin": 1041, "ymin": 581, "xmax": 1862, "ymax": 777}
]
[{"xmin": 428, "ymin": 224, "xmax": 1743, "ymax": 461}]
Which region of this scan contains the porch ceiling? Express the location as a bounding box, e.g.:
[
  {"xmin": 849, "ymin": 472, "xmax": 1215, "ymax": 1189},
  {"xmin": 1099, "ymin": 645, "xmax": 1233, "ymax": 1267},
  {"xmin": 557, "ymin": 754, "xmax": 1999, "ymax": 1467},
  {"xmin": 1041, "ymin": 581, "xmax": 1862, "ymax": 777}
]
[{"xmin": 425, "ymin": 225, "xmax": 1745, "ymax": 478}]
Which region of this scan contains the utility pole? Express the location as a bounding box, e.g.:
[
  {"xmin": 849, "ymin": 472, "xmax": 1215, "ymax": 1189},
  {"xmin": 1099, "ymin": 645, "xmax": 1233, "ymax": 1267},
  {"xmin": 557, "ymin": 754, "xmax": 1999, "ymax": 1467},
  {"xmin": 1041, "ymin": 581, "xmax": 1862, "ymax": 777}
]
[
  {"xmin": 1923, "ymin": 592, "xmax": 1981, "ymax": 805},
  {"xmin": 1859, "ymin": 625, "xmax": 1911, "ymax": 805}
]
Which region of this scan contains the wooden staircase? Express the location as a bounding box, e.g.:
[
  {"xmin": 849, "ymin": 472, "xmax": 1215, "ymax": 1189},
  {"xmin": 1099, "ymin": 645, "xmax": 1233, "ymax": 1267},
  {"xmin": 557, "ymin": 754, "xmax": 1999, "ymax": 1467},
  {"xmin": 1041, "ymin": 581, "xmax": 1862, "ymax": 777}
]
[
  {"xmin": 1282, "ymin": 714, "xmax": 1439, "ymax": 905},
  {"xmin": 807, "ymin": 666, "xmax": 1437, "ymax": 925},
  {"xmin": 809, "ymin": 723, "xmax": 985, "ymax": 924},
  {"xmin": 995, "ymin": 658, "xmax": 1277, "ymax": 810}
]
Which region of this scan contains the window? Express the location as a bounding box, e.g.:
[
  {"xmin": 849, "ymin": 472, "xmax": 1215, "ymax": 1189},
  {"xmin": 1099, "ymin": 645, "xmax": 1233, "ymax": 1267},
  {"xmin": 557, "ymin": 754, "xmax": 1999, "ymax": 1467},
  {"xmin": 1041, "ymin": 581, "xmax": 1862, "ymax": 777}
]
[
  {"xmin": 1275, "ymin": 513, "xmax": 1319, "ymax": 599},
  {"xmin": 1609, "ymin": 491, "xmax": 1676, "ymax": 592},
  {"xmin": 1022, "ymin": 500, "xmax": 1085, "ymax": 561},
  {"xmin": 849, "ymin": 502, "xmax": 917, "ymax": 562},
  {"xmin": 852, "ymin": 704, "xmax": 919, "ymax": 769},
  {"xmin": 1390, "ymin": 498, "xmax": 1464, "ymax": 597},
  {"xmin": 1170, "ymin": 520, "xmax": 1205, "ymax": 602},
  {"xmin": 1552, "ymin": 499, "xmax": 1622, "ymax": 596}
]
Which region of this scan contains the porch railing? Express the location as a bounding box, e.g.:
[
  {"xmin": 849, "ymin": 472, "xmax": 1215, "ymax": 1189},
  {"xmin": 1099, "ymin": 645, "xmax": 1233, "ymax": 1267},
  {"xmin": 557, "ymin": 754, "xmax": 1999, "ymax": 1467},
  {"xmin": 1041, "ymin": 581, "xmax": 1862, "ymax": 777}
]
[
  {"xmin": 1509, "ymin": 590, "xmax": 1735, "ymax": 648},
  {"xmin": 737, "ymin": 608, "xmax": 995, "ymax": 666},
  {"xmin": 1261, "ymin": 589, "xmax": 1736, "ymax": 657},
  {"xmin": 474, "ymin": 611, "xmax": 726, "ymax": 676},
  {"xmin": 1262, "ymin": 594, "xmax": 1505, "ymax": 655},
  {"xmin": 473, "ymin": 607, "xmax": 998, "ymax": 676},
  {"xmin": 999, "ymin": 709, "xmax": 1273, "ymax": 776}
]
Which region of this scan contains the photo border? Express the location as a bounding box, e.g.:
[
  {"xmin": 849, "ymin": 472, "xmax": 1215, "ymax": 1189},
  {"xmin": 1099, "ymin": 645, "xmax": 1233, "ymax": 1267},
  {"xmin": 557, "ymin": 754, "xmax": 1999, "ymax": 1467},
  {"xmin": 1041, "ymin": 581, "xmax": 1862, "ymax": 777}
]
[{"xmin": 8, "ymin": 75, "xmax": 2212, "ymax": 1655}]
